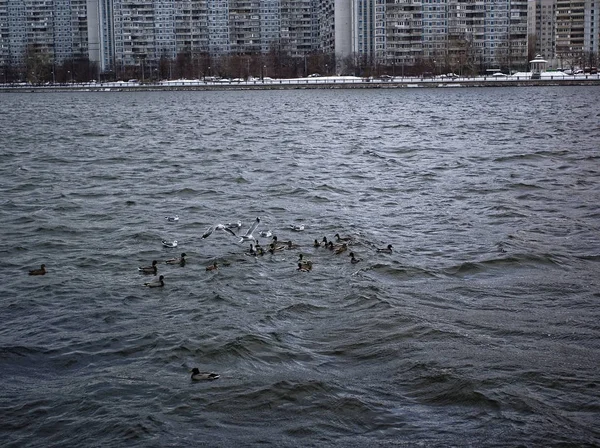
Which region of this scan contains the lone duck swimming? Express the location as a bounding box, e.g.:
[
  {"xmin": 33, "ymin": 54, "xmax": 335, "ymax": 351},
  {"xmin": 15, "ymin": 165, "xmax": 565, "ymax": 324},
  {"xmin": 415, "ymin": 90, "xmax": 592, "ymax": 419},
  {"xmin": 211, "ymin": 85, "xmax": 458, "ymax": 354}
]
[
  {"xmin": 191, "ymin": 367, "xmax": 220, "ymax": 381},
  {"xmin": 377, "ymin": 244, "xmax": 393, "ymax": 254},
  {"xmin": 29, "ymin": 264, "xmax": 46, "ymax": 275}
]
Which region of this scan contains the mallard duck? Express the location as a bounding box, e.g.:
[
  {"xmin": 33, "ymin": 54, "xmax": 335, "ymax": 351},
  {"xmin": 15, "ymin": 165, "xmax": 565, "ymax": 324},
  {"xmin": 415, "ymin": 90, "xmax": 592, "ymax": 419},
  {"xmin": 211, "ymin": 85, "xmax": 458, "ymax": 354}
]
[
  {"xmin": 298, "ymin": 253, "xmax": 311, "ymax": 262},
  {"xmin": 314, "ymin": 239, "xmax": 321, "ymax": 248},
  {"xmin": 29, "ymin": 264, "xmax": 46, "ymax": 275},
  {"xmin": 286, "ymin": 240, "xmax": 300, "ymax": 249},
  {"xmin": 297, "ymin": 262, "xmax": 311, "ymax": 272},
  {"xmin": 166, "ymin": 253, "xmax": 186, "ymax": 265},
  {"xmin": 162, "ymin": 240, "xmax": 178, "ymax": 248},
  {"xmin": 321, "ymin": 236, "xmax": 328, "ymax": 247},
  {"xmin": 245, "ymin": 243, "xmax": 257, "ymax": 255},
  {"xmin": 206, "ymin": 261, "xmax": 218, "ymax": 271},
  {"xmin": 298, "ymin": 254, "xmax": 313, "ymax": 270},
  {"xmin": 191, "ymin": 367, "xmax": 220, "ymax": 381},
  {"xmin": 139, "ymin": 260, "xmax": 158, "ymax": 274},
  {"xmin": 349, "ymin": 252, "xmax": 361, "ymax": 264},
  {"xmin": 268, "ymin": 243, "xmax": 285, "ymax": 253},
  {"xmin": 377, "ymin": 244, "xmax": 393, "ymax": 254},
  {"xmin": 144, "ymin": 275, "xmax": 164, "ymax": 287},
  {"xmin": 335, "ymin": 243, "xmax": 348, "ymax": 255},
  {"xmin": 335, "ymin": 233, "xmax": 353, "ymax": 242}
]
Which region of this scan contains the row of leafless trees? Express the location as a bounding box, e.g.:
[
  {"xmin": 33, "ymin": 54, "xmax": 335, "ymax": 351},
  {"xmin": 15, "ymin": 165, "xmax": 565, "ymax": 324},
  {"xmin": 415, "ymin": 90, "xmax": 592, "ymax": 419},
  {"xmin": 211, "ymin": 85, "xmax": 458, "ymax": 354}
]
[{"xmin": 4, "ymin": 44, "xmax": 596, "ymax": 84}]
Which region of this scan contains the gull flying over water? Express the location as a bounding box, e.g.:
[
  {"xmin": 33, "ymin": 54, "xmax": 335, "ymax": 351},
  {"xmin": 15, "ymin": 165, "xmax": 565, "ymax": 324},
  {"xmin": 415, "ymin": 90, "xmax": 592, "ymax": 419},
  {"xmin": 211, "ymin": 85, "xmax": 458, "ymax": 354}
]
[
  {"xmin": 237, "ymin": 217, "xmax": 261, "ymax": 244},
  {"xmin": 226, "ymin": 221, "xmax": 242, "ymax": 230},
  {"xmin": 202, "ymin": 224, "xmax": 237, "ymax": 239}
]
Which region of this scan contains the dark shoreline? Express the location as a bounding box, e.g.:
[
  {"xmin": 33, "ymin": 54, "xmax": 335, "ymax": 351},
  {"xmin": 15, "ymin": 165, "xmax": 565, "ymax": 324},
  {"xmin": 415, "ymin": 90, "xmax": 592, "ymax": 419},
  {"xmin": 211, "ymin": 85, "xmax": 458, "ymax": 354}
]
[{"xmin": 2, "ymin": 77, "xmax": 599, "ymax": 93}]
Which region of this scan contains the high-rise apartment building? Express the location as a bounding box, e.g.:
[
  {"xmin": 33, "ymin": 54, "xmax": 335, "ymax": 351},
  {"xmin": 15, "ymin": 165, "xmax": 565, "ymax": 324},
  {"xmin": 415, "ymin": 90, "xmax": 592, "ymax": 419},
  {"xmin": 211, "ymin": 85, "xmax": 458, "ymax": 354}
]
[
  {"xmin": 528, "ymin": 0, "xmax": 598, "ymax": 68},
  {"xmin": 1, "ymin": 0, "xmax": 597, "ymax": 78},
  {"xmin": 556, "ymin": 0, "xmax": 599, "ymax": 64},
  {"xmin": 0, "ymin": 0, "xmax": 89, "ymax": 67},
  {"xmin": 528, "ymin": 0, "xmax": 557, "ymax": 61}
]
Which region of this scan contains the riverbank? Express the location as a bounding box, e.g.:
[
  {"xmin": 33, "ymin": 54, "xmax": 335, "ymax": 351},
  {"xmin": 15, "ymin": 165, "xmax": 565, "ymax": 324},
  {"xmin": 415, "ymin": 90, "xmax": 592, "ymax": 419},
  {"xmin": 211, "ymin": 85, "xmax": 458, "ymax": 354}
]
[{"xmin": 2, "ymin": 74, "xmax": 599, "ymax": 93}]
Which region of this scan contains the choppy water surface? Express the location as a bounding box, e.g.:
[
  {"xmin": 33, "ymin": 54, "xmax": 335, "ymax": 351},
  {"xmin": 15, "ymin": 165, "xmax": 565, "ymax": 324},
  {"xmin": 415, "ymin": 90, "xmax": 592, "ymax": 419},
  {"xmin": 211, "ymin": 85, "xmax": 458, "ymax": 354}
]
[{"xmin": 1, "ymin": 86, "xmax": 599, "ymax": 447}]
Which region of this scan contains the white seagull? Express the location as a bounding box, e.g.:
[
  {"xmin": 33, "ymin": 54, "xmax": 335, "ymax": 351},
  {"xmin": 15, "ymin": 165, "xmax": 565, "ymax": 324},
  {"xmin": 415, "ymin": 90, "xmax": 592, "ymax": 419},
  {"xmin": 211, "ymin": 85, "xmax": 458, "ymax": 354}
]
[
  {"xmin": 165, "ymin": 215, "xmax": 179, "ymax": 222},
  {"xmin": 226, "ymin": 221, "xmax": 242, "ymax": 231},
  {"xmin": 202, "ymin": 224, "xmax": 237, "ymax": 239},
  {"xmin": 290, "ymin": 224, "xmax": 305, "ymax": 231},
  {"xmin": 238, "ymin": 217, "xmax": 261, "ymax": 244},
  {"xmin": 162, "ymin": 240, "xmax": 178, "ymax": 248}
]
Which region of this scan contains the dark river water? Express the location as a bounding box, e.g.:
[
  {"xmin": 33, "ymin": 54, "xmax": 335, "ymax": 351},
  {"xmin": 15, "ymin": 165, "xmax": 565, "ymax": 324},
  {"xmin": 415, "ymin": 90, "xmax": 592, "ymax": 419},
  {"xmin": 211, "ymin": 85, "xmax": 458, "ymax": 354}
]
[{"xmin": 1, "ymin": 86, "xmax": 599, "ymax": 447}]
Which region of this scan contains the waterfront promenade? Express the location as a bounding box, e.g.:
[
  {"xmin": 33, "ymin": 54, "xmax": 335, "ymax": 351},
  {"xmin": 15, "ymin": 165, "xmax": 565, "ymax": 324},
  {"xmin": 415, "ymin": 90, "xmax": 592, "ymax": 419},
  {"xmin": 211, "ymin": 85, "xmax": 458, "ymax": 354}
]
[{"xmin": 2, "ymin": 73, "xmax": 599, "ymax": 93}]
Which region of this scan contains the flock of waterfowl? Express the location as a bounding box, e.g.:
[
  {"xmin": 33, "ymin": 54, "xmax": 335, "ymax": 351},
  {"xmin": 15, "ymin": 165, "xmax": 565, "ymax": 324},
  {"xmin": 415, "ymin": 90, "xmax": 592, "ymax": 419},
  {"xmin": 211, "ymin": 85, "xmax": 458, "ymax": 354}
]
[{"xmin": 27, "ymin": 214, "xmax": 393, "ymax": 381}]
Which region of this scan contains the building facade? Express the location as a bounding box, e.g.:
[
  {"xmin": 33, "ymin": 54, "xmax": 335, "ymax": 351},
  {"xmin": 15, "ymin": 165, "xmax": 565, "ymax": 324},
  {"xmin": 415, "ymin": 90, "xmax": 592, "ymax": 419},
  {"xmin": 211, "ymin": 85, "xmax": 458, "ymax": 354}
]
[
  {"xmin": 0, "ymin": 0, "xmax": 89, "ymax": 68},
  {"xmin": 1, "ymin": 0, "xmax": 597, "ymax": 78}
]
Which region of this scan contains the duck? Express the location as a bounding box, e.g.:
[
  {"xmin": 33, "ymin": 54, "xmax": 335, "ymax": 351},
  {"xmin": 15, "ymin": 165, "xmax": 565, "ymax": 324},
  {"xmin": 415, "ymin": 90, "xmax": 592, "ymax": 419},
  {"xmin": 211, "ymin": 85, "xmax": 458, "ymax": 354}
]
[
  {"xmin": 335, "ymin": 243, "xmax": 348, "ymax": 255},
  {"xmin": 335, "ymin": 233, "xmax": 354, "ymax": 242},
  {"xmin": 138, "ymin": 260, "xmax": 158, "ymax": 275},
  {"xmin": 268, "ymin": 243, "xmax": 285, "ymax": 254},
  {"xmin": 191, "ymin": 367, "xmax": 220, "ymax": 381},
  {"xmin": 327, "ymin": 241, "xmax": 335, "ymax": 251},
  {"xmin": 285, "ymin": 240, "xmax": 300, "ymax": 249},
  {"xmin": 206, "ymin": 261, "xmax": 218, "ymax": 271},
  {"xmin": 162, "ymin": 240, "xmax": 178, "ymax": 248},
  {"xmin": 259, "ymin": 230, "xmax": 273, "ymax": 238},
  {"xmin": 290, "ymin": 224, "xmax": 305, "ymax": 232},
  {"xmin": 245, "ymin": 244, "xmax": 259, "ymax": 256},
  {"xmin": 314, "ymin": 239, "xmax": 321, "ymax": 248},
  {"xmin": 165, "ymin": 215, "xmax": 179, "ymax": 222},
  {"xmin": 298, "ymin": 253, "xmax": 312, "ymax": 263},
  {"xmin": 29, "ymin": 264, "xmax": 46, "ymax": 275},
  {"xmin": 349, "ymin": 252, "xmax": 361, "ymax": 264},
  {"xmin": 321, "ymin": 236, "xmax": 329, "ymax": 247},
  {"xmin": 144, "ymin": 275, "xmax": 164, "ymax": 287},
  {"xmin": 297, "ymin": 262, "xmax": 311, "ymax": 272},
  {"xmin": 298, "ymin": 254, "xmax": 313, "ymax": 270},
  {"xmin": 270, "ymin": 236, "xmax": 286, "ymax": 250},
  {"xmin": 377, "ymin": 244, "xmax": 393, "ymax": 254},
  {"xmin": 165, "ymin": 253, "xmax": 186, "ymax": 265}
]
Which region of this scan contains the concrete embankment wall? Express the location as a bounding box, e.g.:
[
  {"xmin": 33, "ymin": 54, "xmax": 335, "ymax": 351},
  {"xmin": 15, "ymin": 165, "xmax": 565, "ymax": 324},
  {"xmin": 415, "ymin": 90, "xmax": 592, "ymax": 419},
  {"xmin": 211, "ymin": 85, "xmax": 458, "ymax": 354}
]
[{"xmin": 2, "ymin": 78, "xmax": 600, "ymax": 93}]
